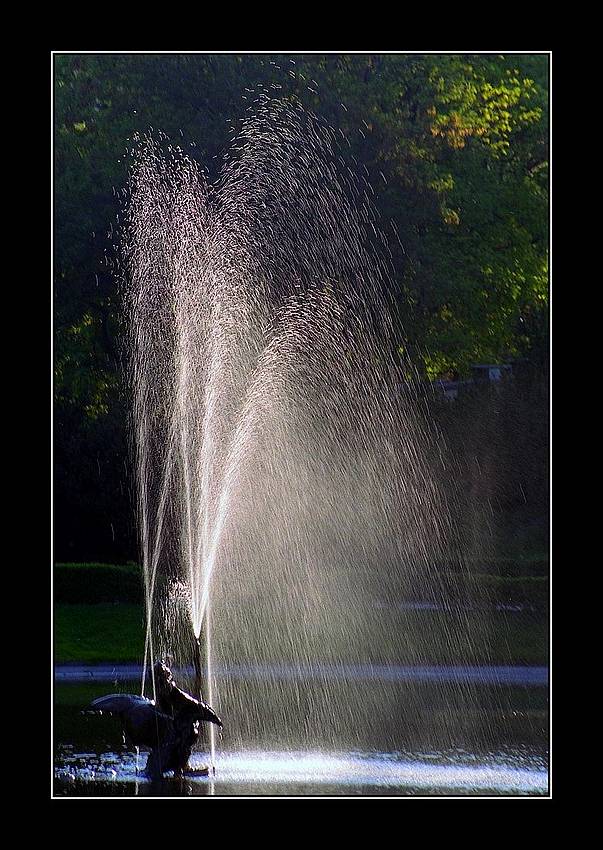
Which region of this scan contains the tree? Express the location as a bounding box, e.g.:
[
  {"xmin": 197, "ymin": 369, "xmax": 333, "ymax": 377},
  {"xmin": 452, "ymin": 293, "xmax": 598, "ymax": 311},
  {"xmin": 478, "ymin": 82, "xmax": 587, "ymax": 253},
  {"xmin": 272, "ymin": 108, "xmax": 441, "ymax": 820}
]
[{"xmin": 53, "ymin": 53, "xmax": 549, "ymax": 559}]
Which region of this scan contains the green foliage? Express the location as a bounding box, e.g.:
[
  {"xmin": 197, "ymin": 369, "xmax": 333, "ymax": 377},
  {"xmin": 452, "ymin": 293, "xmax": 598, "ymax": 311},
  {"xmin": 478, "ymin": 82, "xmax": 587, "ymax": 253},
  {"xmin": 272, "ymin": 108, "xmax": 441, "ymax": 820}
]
[
  {"xmin": 286, "ymin": 54, "xmax": 549, "ymax": 376},
  {"xmin": 54, "ymin": 54, "xmax": 549, "ymax": 385},
  {"xmin": 53, "ymin": 53, "xmax": 549, "ymax": 560}
]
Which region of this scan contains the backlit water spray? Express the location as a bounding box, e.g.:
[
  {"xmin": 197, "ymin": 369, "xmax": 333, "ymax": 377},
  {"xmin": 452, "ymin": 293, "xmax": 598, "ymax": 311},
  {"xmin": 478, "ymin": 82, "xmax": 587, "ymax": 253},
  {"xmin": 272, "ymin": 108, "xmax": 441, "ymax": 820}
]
[{"xmin": 123, "ymin": 97, "xmax": 474, "ymax": 762}]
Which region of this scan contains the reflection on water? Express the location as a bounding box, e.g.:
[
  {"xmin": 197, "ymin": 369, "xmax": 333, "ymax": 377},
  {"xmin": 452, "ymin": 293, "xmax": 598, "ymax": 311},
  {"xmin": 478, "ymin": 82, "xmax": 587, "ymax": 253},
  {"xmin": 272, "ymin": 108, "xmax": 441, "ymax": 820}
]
[{"xmin": 54, "ymin": 748, "xmax": 548, "ymax": 796}]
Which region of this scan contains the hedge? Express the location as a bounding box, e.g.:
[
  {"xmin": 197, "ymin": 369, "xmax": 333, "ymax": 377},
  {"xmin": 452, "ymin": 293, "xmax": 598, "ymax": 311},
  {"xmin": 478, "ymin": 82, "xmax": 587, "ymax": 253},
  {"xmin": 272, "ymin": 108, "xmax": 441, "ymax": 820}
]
[{"xmin": 54, "ymin": 563, "xmax": 143, "ymax": 604}]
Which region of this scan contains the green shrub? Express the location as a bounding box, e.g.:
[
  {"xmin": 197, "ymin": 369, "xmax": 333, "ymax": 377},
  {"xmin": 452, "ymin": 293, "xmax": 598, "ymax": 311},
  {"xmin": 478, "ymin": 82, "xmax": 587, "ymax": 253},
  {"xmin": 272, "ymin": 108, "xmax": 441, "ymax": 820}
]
[{"xmin": 54, "ymin": 563, "xmax": 143, "ymax": 604}]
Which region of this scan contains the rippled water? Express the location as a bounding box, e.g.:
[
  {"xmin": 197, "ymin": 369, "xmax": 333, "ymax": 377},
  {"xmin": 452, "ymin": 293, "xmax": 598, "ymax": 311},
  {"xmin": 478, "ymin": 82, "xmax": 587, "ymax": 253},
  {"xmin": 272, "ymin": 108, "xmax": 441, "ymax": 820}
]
[
  {"xmin": 54, "ymin": 747, "xmax": 548, "ymax": 797},
  {"xmin": 53, "ymin": 676, "xmax": 548, "ymax": 796}
]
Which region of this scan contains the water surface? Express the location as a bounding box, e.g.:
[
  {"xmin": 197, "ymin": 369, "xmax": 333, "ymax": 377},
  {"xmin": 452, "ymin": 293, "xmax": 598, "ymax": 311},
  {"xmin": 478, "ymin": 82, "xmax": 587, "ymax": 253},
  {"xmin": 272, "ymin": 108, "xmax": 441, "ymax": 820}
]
[{"xmin": 54, "ymin": 673, "xmax": 548, "ymax": 797}]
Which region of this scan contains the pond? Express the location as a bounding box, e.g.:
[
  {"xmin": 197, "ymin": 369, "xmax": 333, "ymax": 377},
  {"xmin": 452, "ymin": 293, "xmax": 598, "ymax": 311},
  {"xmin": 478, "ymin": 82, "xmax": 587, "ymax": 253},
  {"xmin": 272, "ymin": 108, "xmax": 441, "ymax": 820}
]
[{"xmin": 53, "ymin": 667, "xmax": 548, "ymax": 797}]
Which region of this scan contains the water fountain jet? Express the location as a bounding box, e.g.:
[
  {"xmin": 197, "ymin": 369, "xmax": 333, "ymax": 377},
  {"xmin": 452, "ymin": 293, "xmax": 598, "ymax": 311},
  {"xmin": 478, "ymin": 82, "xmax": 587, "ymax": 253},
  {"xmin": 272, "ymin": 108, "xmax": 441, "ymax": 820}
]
[{"xmin": 122, "ymin": 96, "xmax": 464, "ymax": 757}]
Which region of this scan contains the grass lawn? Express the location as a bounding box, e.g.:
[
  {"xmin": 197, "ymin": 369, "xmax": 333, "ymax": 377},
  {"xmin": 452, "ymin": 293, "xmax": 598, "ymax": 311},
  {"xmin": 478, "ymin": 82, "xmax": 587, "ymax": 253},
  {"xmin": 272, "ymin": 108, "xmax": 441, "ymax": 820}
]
[
  {"xmin": 54, "ymin": 604, "xmax": 145, "ymax": 663},
  {"xmin": 54, "ymin": 601, "xmax": 547, "ymax": 665}
]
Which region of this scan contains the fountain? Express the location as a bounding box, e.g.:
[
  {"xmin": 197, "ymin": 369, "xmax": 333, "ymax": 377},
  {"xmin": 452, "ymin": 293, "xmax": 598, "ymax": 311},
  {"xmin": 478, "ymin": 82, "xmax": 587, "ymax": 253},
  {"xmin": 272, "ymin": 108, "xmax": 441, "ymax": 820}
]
[{"xmin": 100, "ymin": 95, "xmax": 548, "ymax": 791}]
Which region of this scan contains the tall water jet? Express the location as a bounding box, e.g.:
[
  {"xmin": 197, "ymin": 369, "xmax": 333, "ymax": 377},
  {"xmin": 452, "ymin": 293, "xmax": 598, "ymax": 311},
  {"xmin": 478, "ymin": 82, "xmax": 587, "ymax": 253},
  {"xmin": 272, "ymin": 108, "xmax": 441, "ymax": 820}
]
[{"xmin": 123, "ymin": 97, "xmax": 469, "ymax": 755}]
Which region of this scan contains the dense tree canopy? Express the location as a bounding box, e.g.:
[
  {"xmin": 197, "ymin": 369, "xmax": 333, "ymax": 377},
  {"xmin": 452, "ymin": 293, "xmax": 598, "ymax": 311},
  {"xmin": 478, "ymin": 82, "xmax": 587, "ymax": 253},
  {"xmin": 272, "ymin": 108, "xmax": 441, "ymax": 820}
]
[{"xmin": 53, "ymin": 53, "xmax": 549, "ymax": 561}]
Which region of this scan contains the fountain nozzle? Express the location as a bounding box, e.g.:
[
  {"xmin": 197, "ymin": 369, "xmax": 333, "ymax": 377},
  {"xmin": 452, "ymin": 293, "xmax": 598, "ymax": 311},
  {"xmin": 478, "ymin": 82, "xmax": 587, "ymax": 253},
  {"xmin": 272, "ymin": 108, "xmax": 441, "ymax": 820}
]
[{"xmin": 193, "ymin": 633, "xmax": 204, "ymax": 698}]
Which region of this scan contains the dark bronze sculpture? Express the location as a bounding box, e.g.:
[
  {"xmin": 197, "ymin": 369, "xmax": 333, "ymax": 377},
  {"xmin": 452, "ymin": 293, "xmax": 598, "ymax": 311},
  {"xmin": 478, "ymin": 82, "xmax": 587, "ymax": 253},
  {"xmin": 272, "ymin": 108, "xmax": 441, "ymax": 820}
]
[{"xmin": 87, "ymin": 661, "xmax": 222, "ymax": 778}]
